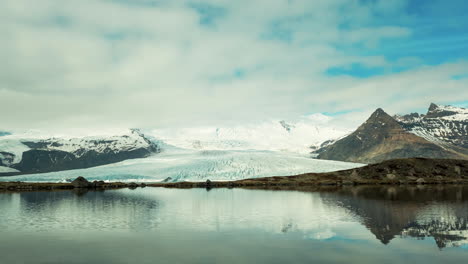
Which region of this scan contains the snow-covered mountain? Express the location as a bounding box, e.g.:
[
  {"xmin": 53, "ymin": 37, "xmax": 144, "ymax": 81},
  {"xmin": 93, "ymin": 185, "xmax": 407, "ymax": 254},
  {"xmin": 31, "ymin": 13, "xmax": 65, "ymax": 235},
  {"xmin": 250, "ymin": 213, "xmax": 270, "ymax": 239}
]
[
  {"xmin": 150, "ymin": 114, "xmax": 352, "ymax": 154},
  {"xmin": 0, "ymin": 112, "xmax": 361, "ymax": 181},
  {"xmin": 0, "ymin": 129, "xmax": 160, "ymax": 174},
  {"xmin": 314, "ymin": 103, "xmax": 467, "ymax": 163},
  {"xmin": 0, "ymin": 113, "xmax": 357, "ymax": 179},
  {"xmin": 395, "ymin": 103, "xmax": 468, "ymax": 152}
]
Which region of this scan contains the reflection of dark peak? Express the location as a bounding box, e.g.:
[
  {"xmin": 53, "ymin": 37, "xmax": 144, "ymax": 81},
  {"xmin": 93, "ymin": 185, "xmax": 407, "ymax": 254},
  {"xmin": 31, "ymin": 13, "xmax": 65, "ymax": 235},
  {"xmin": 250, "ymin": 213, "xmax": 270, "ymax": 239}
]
[
  {"xmin": 371, "ymin": 227, "xmax": 396, "ymax": 245},
  {"xmin": 321, "ymin": 186, "xmax": 468, "ymax": 248},
  {"xmin": 434, "ymin": 234, "xmax": 466, "ymax": 249},
  {"xmin": 402, "ymin": 218, "xmax": 468, "ymax": 249},
  {"xmin": 322, "ymin": 190, "xmax": 417, "ymax": 244}
]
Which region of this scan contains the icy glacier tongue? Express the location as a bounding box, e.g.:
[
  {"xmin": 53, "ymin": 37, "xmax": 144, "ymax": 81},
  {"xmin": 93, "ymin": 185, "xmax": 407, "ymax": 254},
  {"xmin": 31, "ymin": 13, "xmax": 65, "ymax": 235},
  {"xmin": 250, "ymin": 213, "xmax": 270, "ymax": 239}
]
[
  {"xmin": 0, "ymin": 148, "xmax": 364, "ymax": 183},
  {"xmin": 0, "ymin": 166, "xmax": 19, "ymax": 173}
]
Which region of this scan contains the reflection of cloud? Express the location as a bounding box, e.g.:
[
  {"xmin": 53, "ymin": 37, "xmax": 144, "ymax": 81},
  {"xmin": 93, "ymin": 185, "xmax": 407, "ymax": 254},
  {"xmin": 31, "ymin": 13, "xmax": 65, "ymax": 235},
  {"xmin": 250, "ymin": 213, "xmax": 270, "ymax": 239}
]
[
  {"xmin": 307, "ymin": 229, "xmax": 336, "ymax": 240},
  {"xmin": 1, "ymin": 186, "xmax": 467, "ymax": 250}
]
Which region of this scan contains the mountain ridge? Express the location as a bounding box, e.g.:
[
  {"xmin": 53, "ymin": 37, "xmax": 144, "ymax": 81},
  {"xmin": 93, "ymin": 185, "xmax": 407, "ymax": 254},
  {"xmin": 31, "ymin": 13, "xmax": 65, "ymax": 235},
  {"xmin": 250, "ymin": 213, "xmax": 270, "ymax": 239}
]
[
  {"xmin": 315, "ymin": 104, "xmax": 467, "ymax": 163},
  {"xmin": 0, "ymin": 129, "xmax": 160, "ymax": 175},
  {"xmin": 395, "ymin": 103, "xmax": 467, "ymax": 153}
]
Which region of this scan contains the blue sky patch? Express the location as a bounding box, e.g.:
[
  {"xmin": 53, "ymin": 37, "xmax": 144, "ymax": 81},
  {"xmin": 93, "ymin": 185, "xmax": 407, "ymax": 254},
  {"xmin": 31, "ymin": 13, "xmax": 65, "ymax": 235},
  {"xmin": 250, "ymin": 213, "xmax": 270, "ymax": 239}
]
[
  {"xmin": 188, "ymin": 3, "xmax": 227, "ymax": 26},
  {"xmin": 326, "ymin": 63, "xmax": 385, "ymax": 78},
  {"xmin": 452, "ymin": 74, "xmax": 468, "ymax": 80}
]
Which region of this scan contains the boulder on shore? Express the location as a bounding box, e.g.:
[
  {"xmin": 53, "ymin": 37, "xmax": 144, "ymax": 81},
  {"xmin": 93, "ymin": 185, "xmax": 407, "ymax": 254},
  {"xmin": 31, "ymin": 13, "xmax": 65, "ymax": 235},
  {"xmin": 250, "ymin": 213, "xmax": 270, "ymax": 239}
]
[{"xmin": 71, "ymin": 176, "xmax": 92, "ymax": 188}]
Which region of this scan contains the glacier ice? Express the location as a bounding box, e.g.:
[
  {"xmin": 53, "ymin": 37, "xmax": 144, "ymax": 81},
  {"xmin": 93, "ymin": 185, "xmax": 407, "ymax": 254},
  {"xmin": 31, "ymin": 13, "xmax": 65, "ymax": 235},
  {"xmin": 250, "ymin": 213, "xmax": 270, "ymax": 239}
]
[{"xmin": 0, "ymin": 148, "xmax": 364, "ymax": 183}]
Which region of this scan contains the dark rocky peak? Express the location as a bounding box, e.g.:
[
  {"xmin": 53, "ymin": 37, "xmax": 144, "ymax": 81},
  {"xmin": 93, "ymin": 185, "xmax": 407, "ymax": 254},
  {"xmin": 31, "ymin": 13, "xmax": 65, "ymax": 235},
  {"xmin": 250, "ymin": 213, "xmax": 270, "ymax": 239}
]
[
  {"xmin": 360, "ymin": 108, "xmax": 400, "ymax": 130},
  {"xmin": 371, "ymin": 108, "xmax": 386, "ymax": 117},
  {"xmin": 425, "ymin": 103, "xmax": 461, "ymax": 119},
  {"xmin": 428, "ymin": 102, "xmax": 439, "ymax": 112},
  {"xmin": 368, "ymin": 108, "xmax": 393, "ymax": 121}
]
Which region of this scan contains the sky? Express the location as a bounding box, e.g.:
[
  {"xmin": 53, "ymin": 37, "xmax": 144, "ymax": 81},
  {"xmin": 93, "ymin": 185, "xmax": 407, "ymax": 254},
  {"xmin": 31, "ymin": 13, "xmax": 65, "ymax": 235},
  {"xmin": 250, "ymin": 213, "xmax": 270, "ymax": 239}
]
[{"xmin": 0, "ymin": 0, "xmax": 467, "ymax": 129}]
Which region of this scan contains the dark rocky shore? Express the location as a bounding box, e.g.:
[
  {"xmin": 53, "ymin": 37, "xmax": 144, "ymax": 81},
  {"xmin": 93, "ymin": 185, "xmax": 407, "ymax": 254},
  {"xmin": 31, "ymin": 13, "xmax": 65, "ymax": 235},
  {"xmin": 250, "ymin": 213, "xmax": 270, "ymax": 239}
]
[
  {"xmin": 0, "ymin": 176, "xmax": 146, "ymax": 192},
  {"xmin": 148, "ymin": 158, "xmax": 468, "ymax": 189},
  {"xmin": 1, "ymin": 158, "xmax": 467, "ymax": 192}
]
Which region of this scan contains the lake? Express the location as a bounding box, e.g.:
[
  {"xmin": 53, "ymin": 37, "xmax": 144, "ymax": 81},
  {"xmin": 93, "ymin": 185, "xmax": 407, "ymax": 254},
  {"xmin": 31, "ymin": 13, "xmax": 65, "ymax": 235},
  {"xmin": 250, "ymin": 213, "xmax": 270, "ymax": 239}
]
[{"xmin": 0, "ymin": 186, "xmax": 467, "ymax": 263}]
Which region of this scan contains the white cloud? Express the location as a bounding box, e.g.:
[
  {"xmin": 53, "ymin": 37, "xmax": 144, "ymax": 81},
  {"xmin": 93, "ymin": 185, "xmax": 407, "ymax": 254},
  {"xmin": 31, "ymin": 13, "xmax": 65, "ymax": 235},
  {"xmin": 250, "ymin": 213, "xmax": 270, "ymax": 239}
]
[{"xmin": 0, "ymin": 0, "xmax": 466, "ymax": 130}]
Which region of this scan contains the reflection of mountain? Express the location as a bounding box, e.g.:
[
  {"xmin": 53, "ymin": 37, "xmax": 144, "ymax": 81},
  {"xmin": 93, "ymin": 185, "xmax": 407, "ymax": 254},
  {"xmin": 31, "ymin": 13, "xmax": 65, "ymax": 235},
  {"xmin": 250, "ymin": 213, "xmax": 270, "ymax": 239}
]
[
  {"xmin": 321, "ymin": 186, "xmax": 468, "ymax": 248},
  {"xmin": 2, "ymin": 190, "xmax": 160, "ymax": 231},
  {"xmin": 403, "ymin": 219, "xmax": 468, "ymax": 248}
]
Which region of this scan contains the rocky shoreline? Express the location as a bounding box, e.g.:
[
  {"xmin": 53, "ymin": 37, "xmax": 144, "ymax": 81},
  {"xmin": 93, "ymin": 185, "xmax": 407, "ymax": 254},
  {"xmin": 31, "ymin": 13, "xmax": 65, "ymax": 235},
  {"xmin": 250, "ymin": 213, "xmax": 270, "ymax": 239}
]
[
  {"xmin": 1, "ymin": 158, "xmax": 467, "ymax": 192},
  {"xmin": 0, "ymin": 176, "xmax": 147, "ymax": 192},
  {"xmin": 149, "ymin": 158, "xmax": 468, "ymax": 189}
]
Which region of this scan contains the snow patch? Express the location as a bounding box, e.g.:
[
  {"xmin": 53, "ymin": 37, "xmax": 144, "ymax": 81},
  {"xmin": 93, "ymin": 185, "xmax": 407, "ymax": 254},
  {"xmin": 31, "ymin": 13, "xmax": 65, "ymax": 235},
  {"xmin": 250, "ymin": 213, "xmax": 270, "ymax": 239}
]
[
  {"xmin": 0, "ymin": 139, "xmax": 30, "ymax": 164},
  {"xmin": 0, "ymin": 129, "xmax": 155, "ymax": 163},
  {"xmin": 0, "ymin": 166, "xmax": 19, "ymax": 173},
  {"xmin": 150, "ymin": 115, "xmax": 351, "ymax": 154}
]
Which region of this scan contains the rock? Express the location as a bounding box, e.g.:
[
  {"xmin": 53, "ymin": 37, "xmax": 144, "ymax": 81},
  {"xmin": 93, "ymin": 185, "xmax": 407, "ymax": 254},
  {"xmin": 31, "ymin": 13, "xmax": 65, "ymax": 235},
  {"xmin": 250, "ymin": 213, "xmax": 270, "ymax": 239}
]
[
  {"xmin": 416, "ymin": 178, "xmax": 426, "ymax": 185},
  {"xmin": 454, "ymin": 166, "xmax": 461, "ymax": 175},
  {"xmin": 386, "ymin": 174, "xmax": 396, "ymax": 180},
  {"xmin": 92, "ymin": 180, "xmax": 105, "ymax": 188},
  {"xmin": 71, "ymin": 177, "xmax": 92, "ymax": 188},
  {"xmin": 205, "ymin": 179, "xmax": 213, "ymax": 190}
]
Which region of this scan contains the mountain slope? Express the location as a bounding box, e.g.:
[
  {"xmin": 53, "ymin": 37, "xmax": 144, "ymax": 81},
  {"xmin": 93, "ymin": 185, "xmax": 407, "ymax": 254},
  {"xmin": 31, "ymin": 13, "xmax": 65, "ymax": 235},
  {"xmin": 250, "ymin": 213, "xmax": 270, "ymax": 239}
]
[
  {"xmin": 0, "ymin": 129, "xmax": 160, "ymax": 175},
  {"xmin": 315, "ymin": 108, "xmax": 464, "ymax": 163},
  {"xmin": 395, "ymin": 103, "xmax": 468, "ymax": 154}
]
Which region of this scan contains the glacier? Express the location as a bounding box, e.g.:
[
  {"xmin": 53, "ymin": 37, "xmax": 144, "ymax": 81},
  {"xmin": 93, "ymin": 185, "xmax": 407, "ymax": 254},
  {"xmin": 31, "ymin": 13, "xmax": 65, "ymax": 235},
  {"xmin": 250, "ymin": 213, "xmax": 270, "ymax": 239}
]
[
  {"xmin": 0, "ymin": 116, "xmax": 362, "ymax": 182},
  {"xmin": 0, "ymin": 148, "xmax": 364, "ymax": 183}
]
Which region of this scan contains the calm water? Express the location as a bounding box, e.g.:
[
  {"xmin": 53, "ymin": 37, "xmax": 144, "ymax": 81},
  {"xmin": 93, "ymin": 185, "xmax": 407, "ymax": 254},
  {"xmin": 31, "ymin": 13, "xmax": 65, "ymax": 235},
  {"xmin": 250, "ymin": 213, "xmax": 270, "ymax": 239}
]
[{"xmin": 0, "ymin": 186, "xmax": 467, "ymax": 264}]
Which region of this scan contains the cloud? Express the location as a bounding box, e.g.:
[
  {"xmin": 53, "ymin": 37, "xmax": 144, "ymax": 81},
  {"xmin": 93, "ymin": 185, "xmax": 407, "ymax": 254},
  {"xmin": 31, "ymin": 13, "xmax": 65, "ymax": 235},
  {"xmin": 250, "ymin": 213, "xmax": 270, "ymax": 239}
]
[{"xmin": 0, "ymin": 0, "xmax": 467, "ymax": 130}]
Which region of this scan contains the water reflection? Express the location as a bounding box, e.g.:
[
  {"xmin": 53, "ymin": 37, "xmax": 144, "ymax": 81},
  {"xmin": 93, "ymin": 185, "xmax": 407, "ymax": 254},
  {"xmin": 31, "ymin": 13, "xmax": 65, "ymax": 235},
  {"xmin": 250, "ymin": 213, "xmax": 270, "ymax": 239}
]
[
  {"xmin": 0, "ymin": 189, "xmax": 160, "ymax": 231},
  {"xmin": 321, "ymin": 185, "xmax": 468, "ymax": 248},
  {"xmin": 0, "ymin": 186, "xmax": 467, "ymax": 263}
]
